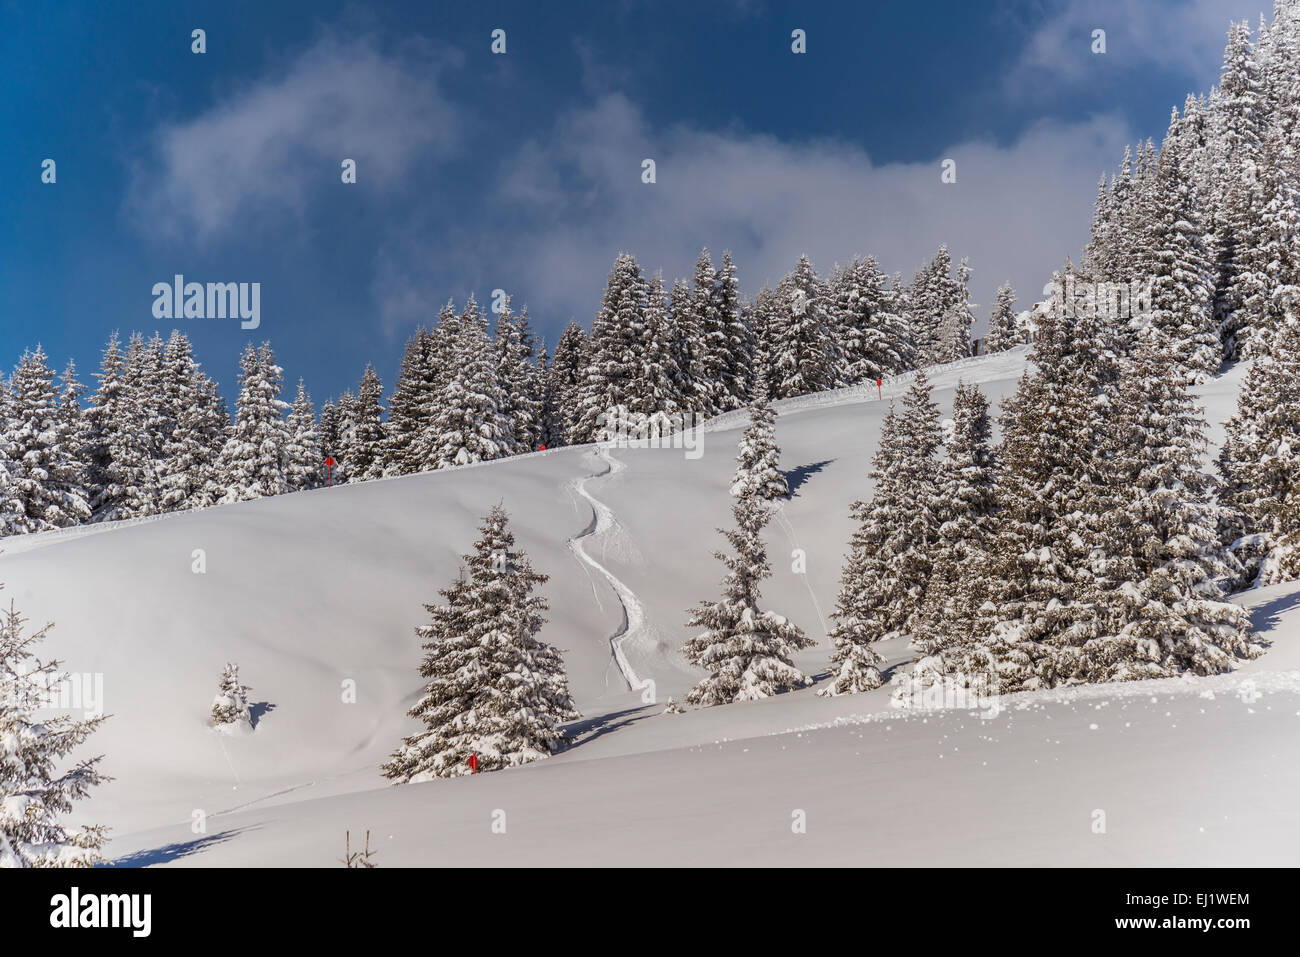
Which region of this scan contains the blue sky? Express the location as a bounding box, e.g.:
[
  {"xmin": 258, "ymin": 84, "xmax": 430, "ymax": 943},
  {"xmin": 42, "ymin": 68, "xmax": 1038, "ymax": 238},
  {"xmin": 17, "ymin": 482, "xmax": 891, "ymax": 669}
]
[{"xmin": 0, "ymin": 0, "xmax": 1278, "ymax": 404}]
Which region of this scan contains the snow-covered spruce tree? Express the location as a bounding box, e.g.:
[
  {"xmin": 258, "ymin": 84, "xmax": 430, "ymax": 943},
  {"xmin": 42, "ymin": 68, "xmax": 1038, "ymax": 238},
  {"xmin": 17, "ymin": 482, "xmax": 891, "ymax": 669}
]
[
  {"xmin": 684, "ymin": 249, "xmax": 722, "ymax": 416},
  {"xmin": 427, "ymin": 299, "xmax": 520, "ymax": 468},
  {"xmin": 934, "ymin": 257, "xmax": 976, "ymax": 362},
  {"xmin": 957, "ymin": 304, "xmax": 1112, "ymax": 694},
  {"xmin": 0, "ymin": 594, "xmax": 108, "ymax": 867},
  {"xmin": 682, "ymin": 495, "xmax": 814, "ymax": 705},
  {"xmin": 55, "ymin": 361, "xmax": 90, "ymax": 503},
  {"xmin": 218, "ymin": 342, "xmax": 292, "ymax": 502},
  {"xmin": 209, "ymin": 662, "xmax": 253, "ymax": 731},
  {"xmin": 639, "ymin": 271, "xmax": 685, "ymax": 422},
  {"xmin": 1210, "ymin": 20, "xmax": 1267, "ymax": 351},
  {"xmin": 86, "ymin": 333, "xmax": 156, "ymax": 522},
  {"xmin": 352, "ymin": 364, "xmax": 387, "ymax": 481},
  {"xmin": 1231, "ymin": 122, "xmax": 1300, "ymax": 358},
  {"xmin": 746, "ymin": 286, "xmax": 775, "ymax": 388},
  {"xmin": 830, "ymin": 255, "xmax": 912, "ymax": 382},
  {"xmin": 494, "ymin": 298, "xmax": 544, "ymax": 452},
  {"xmin": 710, "ymin": 251, "xmax": 754, "ymax": 410},
  {"xmin": 769, "ymin": 255, "xmax": 837, "ymax": 399},
  {"xmin": 1080, "ymin": 329, "xmax": 1260, "ymax": 681},
  {"xmin": 907, "ymin": 245, "xmax": 961, "ymax": 367},
  {"xmin": 670, "ymin": 275, "xmax": 706, "ymax": 412},
  {"xmin": 984, "ymin": 282, "xmax": 1021, "ymax": 354},
  {"xmin": 318, "ymin": 398, "xmax": 342, "ymax": 474},
  {"xmin": 1131, "ymin": 111, "xmax": 1220, "ymax": 379},
  {"xmin": 332, "ymin": 389, "xmax": 359, "ymax": 484},
  {"xmin": 126, "ymin": 333, "xmax": 171, "ymax": 487},
  {"xmin": 818, "ymin": 406, "xmax": 901, "ymax": 697},
  {"xmin": 1219, "ymin": 313, "xmax": 1300, "ymax": 584},
  {"xmin": 158, "ymin": 332, "xmax": 228, "ymax": 513},
  {"xmin": 535, "ymin": 343, "xmax": 558, "ymax": 450},
  {"xmin": 382, "ymin": 504, "xmax": 578, "ymax": 780},
  {"xmin": 821, "ymin": 372, "xmax": 942, "ymax": 695},
  {"xmin": 0, "ymin": 443, "xmax": 28, "ymax": 541},
  {"xmin": 728, "ymin": 369, "xmax": 787, "ymax": 503},
  {"xmin": 575, "ymin": 254, "xmax": 651, "ymax": 441},
  {"xmin": 285, "ymin": 380, "xmax": 322, "ymax": 492},
  {"xmin": 1083, "ymin": 174, "xmax": 1117, "ymax": 280},
  {"xmin": 382, "ymin": 327, "xmax": 436, "ymax": 475},
  {"xmin": 547, "ymin": 321, "xmax": 588, "ymax": 447},
  {"xmin": 909, "ymin": 383, "xmax": 998, "ymax": 659},
  {"xmin": 3, "ymin": 346, "xmax": 91, "ymax": 532}
]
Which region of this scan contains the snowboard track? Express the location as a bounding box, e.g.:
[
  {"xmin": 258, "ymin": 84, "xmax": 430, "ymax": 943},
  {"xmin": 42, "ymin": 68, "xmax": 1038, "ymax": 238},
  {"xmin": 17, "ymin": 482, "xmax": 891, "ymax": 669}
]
[{"xmin": 566, "ymin": 444, "xmax": 654, "ymax": 701}]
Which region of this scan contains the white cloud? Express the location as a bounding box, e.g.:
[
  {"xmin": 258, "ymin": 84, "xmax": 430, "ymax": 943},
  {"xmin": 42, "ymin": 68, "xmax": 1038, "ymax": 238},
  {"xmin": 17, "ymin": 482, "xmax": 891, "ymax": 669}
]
[
  {"xmin": 1005, "ymin": 0, "xmax": 1271, "ymax": 97},
  {"xmin": 477, "ymin": 94, "xmax": 1135, "ymax": 335},
  {"xmin": 127, "ymin": 34, "xmax": 463, "ymax": 243}
]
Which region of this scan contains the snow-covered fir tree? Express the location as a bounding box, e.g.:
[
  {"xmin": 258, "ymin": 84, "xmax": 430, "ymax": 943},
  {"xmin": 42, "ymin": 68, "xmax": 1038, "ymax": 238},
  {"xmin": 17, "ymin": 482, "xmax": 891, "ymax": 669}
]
[
  {"xmin": 1081, "ymin": 328, "xmax": 1261, "ymax": 681},
  {"xmin": 351, "ymin": 364, "xmax": 387, "ymax": 481},
  {"xmin": 769, "ymin": 255, "xmax": 837, "ymax": 399},
  {"xmin": 285, "ymin": 380, "xmax": 321, "ymax": 492},
  {"xmin": 2, "ymin": 347, "xmax": 91, "ymax": 532},
  {"xmin": 382, "ymin": 504, "xmax": 578, "ymax": 780},
  {"xmin": 934, "ymin": 257, "xmax": 976, "ymax": 362},
  {"xmin": 984, "ymin": 282, "xmax": 1021, "ymax": 353},
  {"xmin": 830, "ymin": 255, "xmax": 913, "ymax": 381},
  {"xmin": 682, "ymin": 493, "xmax": 813, "ymax": 705},
  {"xmin": 55, "ymin": 361, "xmax": 89, "ymax": 494},
  {"xmin": 427, "ymin": 298, "xmax": 520, "ymax": 468},
  {"xmin": 318, "ymin": 398, "xmax": 342, "ymax": 482},
  {"xmin": 575, "ymin": 253, "xmax": 650, "ymax": 441},
  {"xmin": 670, "ymin": 275, "xmax": 706, "ymax": 411},
  {"xmin": 818, "ymin": 408, "xmax": 901, "ymax": 697},
  {"xmin": 219, "ymin": 342, "xmax": 292, "ymax": 502},
  {"xmin": 332, "ymin": 388, "xmax": 360, "ymax": 483},
  {"xmin": 535, "ymin": 343, "xmax": 559, "ymax": 450},
  {"xmin": 0, "ymin": 592, "xmax": 107, "ymax": 867},
  {"xmin": 495, "ymin": 299, "xmax": 545, "ymax": 452},
  {"xmin": 638, "ymin": 271, "xmax": 685, "ymax": 421},
  {"xmin": 209, "ymin": 662, "xmax": 253, "ymax": 731},
  {"xmin": 953, "ymin": 305, "xmax": 1112, "ymax": 694},
  {"xmin": 907, "ymin": 245, "xmax": 962, "ymax": 366},
  {"xmin": 909, "ymin": 382, "xmax": 998, "ymax": 660},
  {"xmin": 547, "ymin": 321, "xmax": 588, "ymax": 446},
  {"xmin": 728, "ymin": 369, "xmax": 787, "ymax": 503},
  {"xmin": 1132, "ymin": 112, "xmax": 1220, "ymax": 379},
  {"xmin": 382, "ymin": 327, "xmax": 436, "ymax": 475},
  {"xmin": 157, "ymin": 332, "xmax": 228, "ymax": 513},
  {"xmin": 86, "ymin": 333, "xmax": 156, "ymax": 522},
  {"xmin": 821, "ymin": 371, "xmax": 942, "ymax": 695},
  {"xmin": 1220, "ymin": 313, "xmax": 1300, "ymax": 584},
  {"xmin": 710, "ymin": 251, "xmax": 753, "ymax": 409}
]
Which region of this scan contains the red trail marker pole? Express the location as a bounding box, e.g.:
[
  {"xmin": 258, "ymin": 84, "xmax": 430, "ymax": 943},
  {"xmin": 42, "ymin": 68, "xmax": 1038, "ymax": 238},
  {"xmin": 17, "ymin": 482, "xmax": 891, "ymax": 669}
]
[
  {"xmin": 876, "ymin": 377, "xmax": 883, "ymax": 400},
  {"xmin": 325, "ymin": 456, "xmax": 335, "ymax": 487},
  {"xmin": 469, "ymin": 753, "xmax": 478, "ymax": 774}
]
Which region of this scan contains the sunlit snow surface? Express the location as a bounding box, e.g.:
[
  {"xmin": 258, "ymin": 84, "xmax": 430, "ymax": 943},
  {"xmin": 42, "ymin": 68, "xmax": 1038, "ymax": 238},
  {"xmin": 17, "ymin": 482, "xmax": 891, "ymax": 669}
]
[{"xmin": 4, "ymin": 346, "xmax": 1296, "ymax": 866}]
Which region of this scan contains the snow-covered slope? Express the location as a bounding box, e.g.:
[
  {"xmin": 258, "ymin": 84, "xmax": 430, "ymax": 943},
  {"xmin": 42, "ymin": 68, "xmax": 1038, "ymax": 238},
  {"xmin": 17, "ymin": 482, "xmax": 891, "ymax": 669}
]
[{"xmin": 5, "ymin": 345, "xmax": 1298, "ymax": 866}]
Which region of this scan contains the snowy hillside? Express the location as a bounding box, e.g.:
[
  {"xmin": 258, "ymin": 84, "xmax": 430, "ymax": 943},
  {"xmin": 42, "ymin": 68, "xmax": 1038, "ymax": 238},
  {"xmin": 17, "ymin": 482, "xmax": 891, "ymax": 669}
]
[{"xmin": 3, "ymin": 345, "xmax": 1297, "ymax": 866}]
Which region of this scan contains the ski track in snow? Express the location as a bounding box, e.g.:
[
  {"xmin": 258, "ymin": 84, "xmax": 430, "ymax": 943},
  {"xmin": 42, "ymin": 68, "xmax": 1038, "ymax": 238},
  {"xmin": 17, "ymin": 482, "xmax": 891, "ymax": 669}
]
[{"xmin": 566, "ymin": 444, "xmax": 653, "ymax": 700}]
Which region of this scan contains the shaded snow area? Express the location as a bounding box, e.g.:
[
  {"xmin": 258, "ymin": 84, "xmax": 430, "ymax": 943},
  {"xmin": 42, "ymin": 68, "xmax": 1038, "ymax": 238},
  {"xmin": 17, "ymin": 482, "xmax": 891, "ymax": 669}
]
[{"xmin": 4, "ymin": 345, "xmax": 1297, "ymax": 866}]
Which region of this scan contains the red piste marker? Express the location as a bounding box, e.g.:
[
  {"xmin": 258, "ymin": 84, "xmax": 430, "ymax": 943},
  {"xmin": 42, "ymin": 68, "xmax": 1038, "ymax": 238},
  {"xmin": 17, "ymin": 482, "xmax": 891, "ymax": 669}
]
[
  {"xmin": 539, "ymin": 444, "xmax": 546, "ymax": 451},
  {"xmin": 876, "ymin": 377, "xmax": 882, "ymax": 400},
  {"xmin": 468, "ymin": 753, "xmax": 478, "ymax": 774},
  {"xmin": 325, "ymin": 456, "xmax": 336, "ymax": 487}
]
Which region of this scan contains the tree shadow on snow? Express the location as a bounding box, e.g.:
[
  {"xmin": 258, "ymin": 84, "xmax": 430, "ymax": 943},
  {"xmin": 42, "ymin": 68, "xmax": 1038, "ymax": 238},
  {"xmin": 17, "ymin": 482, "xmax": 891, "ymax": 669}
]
[
  {"xmin": 104, "ymin": 826, "xmax": 259, "ymax": 867},
  {"xmin": 783, "ymin": 460, "xmax": 834, "ymax": 498},
  {"xmin": 560, "ymin": 705, "xmax": 657, "ymax": 750},
  {"xmin": 1246, "ymin": 590, "xmax": 1298, "ymax": 647},
  {"xmin": 248, "ymin": 701, "xmax": 276, "ymax": 729}
]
